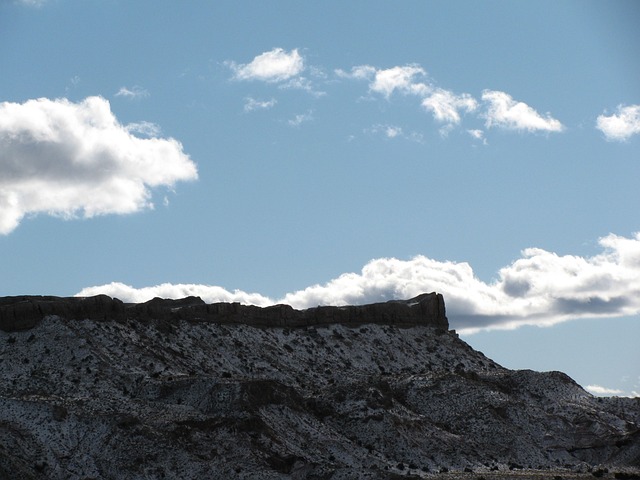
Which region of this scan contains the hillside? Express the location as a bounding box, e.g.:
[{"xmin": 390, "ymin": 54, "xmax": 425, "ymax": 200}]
[{"xmin": 0, "ymin": 293, "xmax": 638, "ymax": 479}]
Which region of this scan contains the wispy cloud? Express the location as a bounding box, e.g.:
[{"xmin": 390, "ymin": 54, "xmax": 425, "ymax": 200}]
[
  {"xmin": 482, "ymin": 90, "xmax": 564, "ymax": 133},
  {"xmin": 288, "ymin": 110, "xmax": 313, "ymax": 127},
  {"xmin": 78, "ymin": 232, "xmax": 640, "ymax": 334},
  {"xmin": 367, "ymin": 124, "xmax": 424, "ymax": 143},
  {"xmin": 596, "ymin": 104, "xmax": 640, "ymax": 141},
  {"xmin": 0, "ymin": 96, "xmax": 197, "ymax": 235},
  {"xmin": 244, "ymin": 97, "xmax": 277, "ymax": 112},
  {"xmin": 585, "ymin": 385, "xmax": 624, "ymax": 396},
  {"xmin": 228, "ymin": 48, "xmax": 304, "ymax": 83},
  {"xmin": 467, "ymin": 129, "xmax": 487, "ymax": 145},
  {"xmin": 279, "ymin": 77, "xmax": 326, "ymax": 97},
  {"xmin": 125, "ymin": 121, "xmax": 162, "ymax": 137},
  {"xmin": 115, "ymin": 86, "xmax": 150, "ymax": 99}
]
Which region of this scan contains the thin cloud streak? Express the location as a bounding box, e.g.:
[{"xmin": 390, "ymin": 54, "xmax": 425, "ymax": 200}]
[
  {"xmin": 115, "ymin": 86, "xmax": 150, "ymax": 99},
  {"xmin": 585, "ymin": 385, "xmax": 624, "ymax": 396},
  {"xmin": 0, "ymin": 96, "xmax": 197, "ymax": 234},
  {"xmin": 78, "ymin": 232, "xmax": 640, "ymax": 334},
  {"xmin": 244, "ymin": 97, "xmax": 277, "ymax": 112}
]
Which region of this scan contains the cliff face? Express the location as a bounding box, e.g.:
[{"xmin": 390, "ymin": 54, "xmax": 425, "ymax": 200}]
[
  {"xmin": 0, "ymin": 293, "xmax": 638, "ymax": 480},
  {"xmin": 0, "ymin": 292, "xmax": 448, "ymax": 332}
]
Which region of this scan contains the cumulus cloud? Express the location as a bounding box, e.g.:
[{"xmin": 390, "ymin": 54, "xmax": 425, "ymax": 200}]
[
  {"xmin": 77, "ymin": 282, "xmax": 273, "ymax": 307},
  {"xmin": 585, "ymin": 385, "xmax": 624, "ymax": 396},
  {"xmin": 482, "ymin": 90, "xmax": 564, "ymax": 132},
  {"xmin": 229, "ymin": 48, "xmax": 304, "ymax": 82},
  {"xmin": 78, "ymin": 232, "xmax": 640, "ymax": 334},
  {"xmin": 0, "ymin": 96, "xmax": 197, "ymax": 234},
  {"xmin": 115, "ymin": 86, "xmax": 150, "ymax": 99},
  {"xmin": 369, "ymin": 65, "xmax": 428, "ymax": 98},
  {"xmin": 244, "ymin": 97, "xmax": 277, "ymax": 112},
  {"xmin": 422, "ymin": 89, "xmax": 478, "ymax": 124},
  {"xmin": 596, "ymin": 104, "xmax": 640, "ymax": 141}
]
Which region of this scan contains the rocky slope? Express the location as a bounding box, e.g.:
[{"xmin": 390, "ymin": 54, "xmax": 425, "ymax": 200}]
[{"xmin": 0, "ymin": 293, "xmax": 638, "ymax": 479}]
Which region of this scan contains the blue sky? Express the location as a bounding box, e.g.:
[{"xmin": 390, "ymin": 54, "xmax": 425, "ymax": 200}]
[{"xmin": 1, "ymin": 0, "xmax": 639, "ymax": 396}]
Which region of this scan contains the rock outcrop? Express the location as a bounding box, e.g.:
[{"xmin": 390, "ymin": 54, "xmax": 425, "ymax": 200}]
[
  {"xmin": 0, "ymin": 295, "xmax": 125, "ymax": 331},
  {"xmin": 0, "ymin": 292, "xmax": 448, "ymax": 332},
  {"xmin": 0, "ymin": 293, "xmax": 638, "ymax": 479}
]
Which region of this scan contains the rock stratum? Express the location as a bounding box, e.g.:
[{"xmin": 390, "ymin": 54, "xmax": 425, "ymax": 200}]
[{"xmin": 0, "ymin": 293, "xmax": 638, "ymax": 479}]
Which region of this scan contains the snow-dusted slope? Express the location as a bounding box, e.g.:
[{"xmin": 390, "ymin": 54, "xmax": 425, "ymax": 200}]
[{"xmin": 0, "ymin": 295, "xmax": 638, "ymax": 479}]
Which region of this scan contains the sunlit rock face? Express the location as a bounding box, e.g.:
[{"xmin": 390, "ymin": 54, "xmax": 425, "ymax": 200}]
[{"xmin": 0, "ymin": 294, "xmax": 638, "ymax": 479}]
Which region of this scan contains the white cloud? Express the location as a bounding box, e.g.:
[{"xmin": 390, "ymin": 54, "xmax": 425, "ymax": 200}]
[
  {"xmin": 337, "ymin": 64, "xmax": 429, "ymax": 98},
  {"xmin": 288, "ymin": 110, "xmax": 313, "ymax": 127},
  {"xmin": 585, "ymin": 385, "xmax": 624, "ymax": 396},
  {"xmin": 115, "ymin": 86, "xmax": 150, "ymax": 99},
  {"xmin": 78, "ymin": 232, "xmax": 640, "ymax": 334},
  {"xmin": 0, "ymin": 96, "xmax": 197, "ymax": 234},
  {"xmin": 279, "ymin": 77, "xmax": 326, "ymax": 97},
  {"xmin": 384, "ymin": 126, "xmax": 402, "ymax": 138},
  {"xmin": 244, "ymin": 97, "xmax": 277, "ymax": 112},
  {"xmin": 467, "ymin": 129, "xmax": 484, "ymax": 140},
  {"xmin": 467, "ymin": 129, "xmax": 488, "ymax": 146},
  {"xmin": 596, "ymin": 104, "xmax": 640, "ymax": 141},
  {"xmin": 482, "ymin": 90, "xmax": 564, "ymax": 132},
  {"xmin": 367, "ymin": 124, "xmax": 424, "ymax": 143},
  {"xmin": 77, "ymin": 282, "xmax": 273, "ymax": 307},
  {"xmin": 335, "ymin": 65, "xmax": 377, "ymax": 81},
  {"xmin": 422, "ymin": 89, "xmax": 478, "ymax": 124},
  {"xmin": 369, "ymin": 65, "xmax": 428, "ymax": 98},
  {"xmin": 229, "ymin": 48, "xmax": 304, "ymax": 83},
  {"xmin": 338, "ymin": 64, "xmax": 485, "ymax": 132},
  {"xmin": 125, "ymin": 121, "xmax": 162, "ymax": 137}
]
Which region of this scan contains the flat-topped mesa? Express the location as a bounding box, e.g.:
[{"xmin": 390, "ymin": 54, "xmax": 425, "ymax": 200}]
[{"xmin": 0, "ymin": 292, "xmax": 448, "ymax": 332}]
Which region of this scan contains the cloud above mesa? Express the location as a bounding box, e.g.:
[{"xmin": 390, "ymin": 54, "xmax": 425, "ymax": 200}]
[
  {"xmin": 78, "ymin": 232, "xmax": 640, "ymax": 334},
  {"xmin": 0, "ymin": 96, "xmax": 197, "ymax": 234}
]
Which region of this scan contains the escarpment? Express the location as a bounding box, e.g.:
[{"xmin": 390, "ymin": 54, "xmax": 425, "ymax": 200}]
[
  {"xmin": 0, "ymin": 292, "xmax": 448, "ymax": 332},
  {"xmin": 0, "ymin": 293, "xmax": 638, "ymax": 479}
]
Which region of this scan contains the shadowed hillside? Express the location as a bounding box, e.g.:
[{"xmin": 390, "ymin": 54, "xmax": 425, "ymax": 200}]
[{"xmin": 0, "ymin": 293, "xmax": 638, "ymax": 479}]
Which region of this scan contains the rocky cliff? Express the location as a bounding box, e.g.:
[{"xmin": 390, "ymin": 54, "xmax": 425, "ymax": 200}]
[
  {"xmin": 0, "ymin": 293, "xmax": 638, "ymax": 479},
  {"xmin": 0, "ymin": 292, "xmax": 448, "ymax": 332}
]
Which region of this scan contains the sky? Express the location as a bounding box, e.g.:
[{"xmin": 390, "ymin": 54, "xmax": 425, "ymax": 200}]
[{"xmin": 1, "ymin": 0, "xmax": 639, "ymax": 397}]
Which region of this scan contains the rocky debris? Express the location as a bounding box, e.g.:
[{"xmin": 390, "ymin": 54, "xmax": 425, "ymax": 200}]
[
  {"xmin": 0, "ymin": 292, "xmax": 448, "ymax": 332},
  {"xmin": 0, "ymin": 293, "xmax": 638, "ymax": 479}
]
